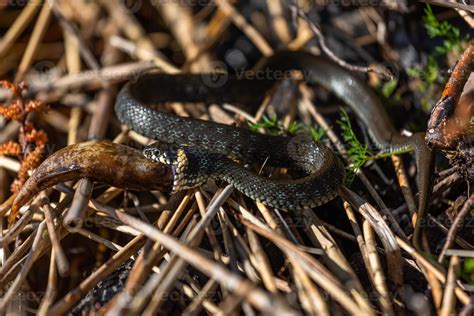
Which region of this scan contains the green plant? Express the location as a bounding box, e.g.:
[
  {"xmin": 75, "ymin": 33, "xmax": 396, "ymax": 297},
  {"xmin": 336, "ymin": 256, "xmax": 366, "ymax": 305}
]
[
  {"xmin": 407, "ymin": 55, "xmax": 440, "ymax": 91},
  {"xmin": 337, "ymin": 109, "xmax": 413, "ymax": 183},
  {"xmin": 424, "ymin": 4, "xmax": 469, "ymax": 56},
  {"xmin": 380, "ymin": 79, "xmax": 399, "ymax": 99},
  {"xmin": 407, "ymin": 55, "xmax": 441, "ymax": 111},
  {"xmin": 249, "ymin": 115, "xmax": 284, "ymax": 135},
  {"xmin": 288, "ymin": 121, "xmax": 304, "ymax": 135},
  {"xmin": 337, "ymin": 109, "xmax": 373, "ymax": 183},
  {"xmin": 407, "ymin": 5, "xmax": 470, "ymax": 111},
  {"xmin": 463, "ymin": 258, "xmax": 474, "ymax": 283},
  {"xmin": 249, "ymin": 115, "xmax": 327, "ymax": 142},
  {"xmin": 307, "ymin": 125, "xmax": 326, "ymax": 142}
]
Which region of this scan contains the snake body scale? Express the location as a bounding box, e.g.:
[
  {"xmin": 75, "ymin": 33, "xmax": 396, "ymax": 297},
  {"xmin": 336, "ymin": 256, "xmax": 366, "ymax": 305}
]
[{"xmin": 115, "ymin": 51, "xmax": 432, "ymax": 217}]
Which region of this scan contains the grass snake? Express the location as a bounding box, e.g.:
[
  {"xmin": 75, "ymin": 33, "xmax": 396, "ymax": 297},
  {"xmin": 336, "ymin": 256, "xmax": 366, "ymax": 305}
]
[{"xmin": 115, "ymin": 51, "xmax": 432, "ymax": 217}]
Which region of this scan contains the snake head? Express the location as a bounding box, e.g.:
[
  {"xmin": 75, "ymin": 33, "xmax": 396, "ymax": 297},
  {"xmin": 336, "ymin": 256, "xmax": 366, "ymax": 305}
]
[
  {"xmin": 143, "ymin": 142, "xmax": 179, "ymax": 166},
  {"xmin": 143, "ymin": 142, "xmax": 217, "ymax": 193}
]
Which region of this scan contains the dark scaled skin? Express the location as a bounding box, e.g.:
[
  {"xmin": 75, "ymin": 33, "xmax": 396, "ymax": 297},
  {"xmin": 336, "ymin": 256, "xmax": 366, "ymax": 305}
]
[
  {"xmin": 115, "ymin": 50, "xmax": 433, "ymax": 248},
  {"xmin": 144, "ymin": 137, "xmax": 345, "ymax": 210},
  {"xmin": 116, "ymin": 69, "xmax": 346, "ymax": 210}
]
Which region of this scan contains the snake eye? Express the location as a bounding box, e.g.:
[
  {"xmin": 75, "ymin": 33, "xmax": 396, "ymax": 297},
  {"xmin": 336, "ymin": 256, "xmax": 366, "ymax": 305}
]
[{"xmin": 143, "ymin": 147, "xmax": 160, "ymax": 160}]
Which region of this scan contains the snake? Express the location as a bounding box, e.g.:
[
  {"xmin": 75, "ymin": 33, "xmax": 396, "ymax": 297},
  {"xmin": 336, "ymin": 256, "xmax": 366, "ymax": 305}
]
[{"xmin": 114, "ymin": 51, "xmax": 432, "ymax": 220}]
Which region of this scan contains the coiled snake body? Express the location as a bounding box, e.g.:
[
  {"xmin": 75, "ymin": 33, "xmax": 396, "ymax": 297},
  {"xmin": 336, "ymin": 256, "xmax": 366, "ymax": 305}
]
[{"xmin": 115, "ymin": 51, "xmax": 431, "ymax": 213}]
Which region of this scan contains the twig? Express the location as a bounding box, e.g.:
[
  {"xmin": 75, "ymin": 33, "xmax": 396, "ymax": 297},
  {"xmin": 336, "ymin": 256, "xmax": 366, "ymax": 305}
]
[
  {"xmin": 396, "ymin": 237, "xmax": 470, "ymax": 305},
  {"xmin": 42, "ymin": 196, "xmax": 69, "ymax": 276},
  {"xmin": 459, "ymin": 298, "xmax": 474, "ymax": 316},
  {"xmin": 142, "ymin": 186, "xmax": 235, "ymax": 314},
  {"xmin": 339, "ymin": 187, "xmax": 404, "ymax": 293},
  {"xmin": 301, "ymin": 209, "xmax": 374, "ymax": 313},
  {"xmin": 48, "ymin": 235, "xmax": 145, "ymax": 315},
  {"xmin": 438, "ymin": 194, "xmax": 474, "ymax": 262},
  {"xmin": 153, "ymin": 0, "xmax": 211, "ymax": 70},
  {"xmin": 421, "ymin": 0, "xmax": 474, "ymax": 12},
  {"xmin": 98, "ymin": 0, "xmax": 157, "ymax": 52},
  {"xmin": 63, "ymin": 178, "xmax": 92, "ymax": 230},
  {"xmin": 15, "ymin": 1, "xmax": 53, "ymax": 82},
  {"xmin": 182, "ymin": 279, "xmax": 221, "ymax": 315},
  {"xmin": 266, "ymin": 0, "xmax": 292, "ymax": 44},
  {"xmin": 0, "ymin": 221, "xmax": 46, "ymax": 312},
  {"xmin": 215, "ymin": 0, "xmax": 273, "ymax": 56},
  {"xmin": 440, "ymin": 256, "xmax": 460, "ymax": 316},
  {"xmin": 37, "ymin": 249, "xmax": 58, "ymax": 316},
  {"xmin": 299, "ymin": 86, "xmax": 407, "ymax": 239},
  {"xmin": 426, "ymin": 43, "xmax": 474, "ymax": 149},
  {"xmin": 0, "ymin": 196, "xmax": 73, "ymax": 284},
  {"xmin": 110, "ymin": 36, "xmax": 180, "ymax": 73},
  {"xmin": 363, "ymin": 220, "xmax": 395, "ymax": 316},
  {"xmin": 391, "ymin": 155, "xmax": 417, "ymax": 218},
  {"xmin": 49, "ymin": 0, "xmax": 102, "ymax": 73},
  {"xmin": 240, "ymin": 217, "xmax": 369, "ymax": 315},
  {"xmin": 0, "ymin": 0, "xmax": 42, "ymax": 59},
  {"xmin": 140, "ymin": 221, "xmax": 202, "ymax": 315},
  {"xmin": 14, "ymin": 61, "xmax": 156, "ymax": 98},
  {"xmin": 75, "ymin": 227, "xmax": 123, "ymax": 252},
  {"xmin": 289, "ymin": 257, "xmax": 329, "ymax": 316},
  {"xmin": 101, "ymin": 201, "xmax": 299, "ymax": 315},
  {"xmin": 0, "ymin": 155, "xmax": 20, "ymax": 172},
  {"xmin": 118, "ymin": 191, "xmax": 194, "ymax": 298},
  {"xmin": 428, "ymin": 214, "xmax": 474, "ymax": 250},
  {"xmin": 287, "ymin": 0, "xmax": 393, "ymax": 80},
  {"xmin": 0, "ymin": 202, "xmax": 35, "ymax": 247},
  {"xmin": 247, "ymin": 229, "xmax": 278, "ymax": 293}
]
